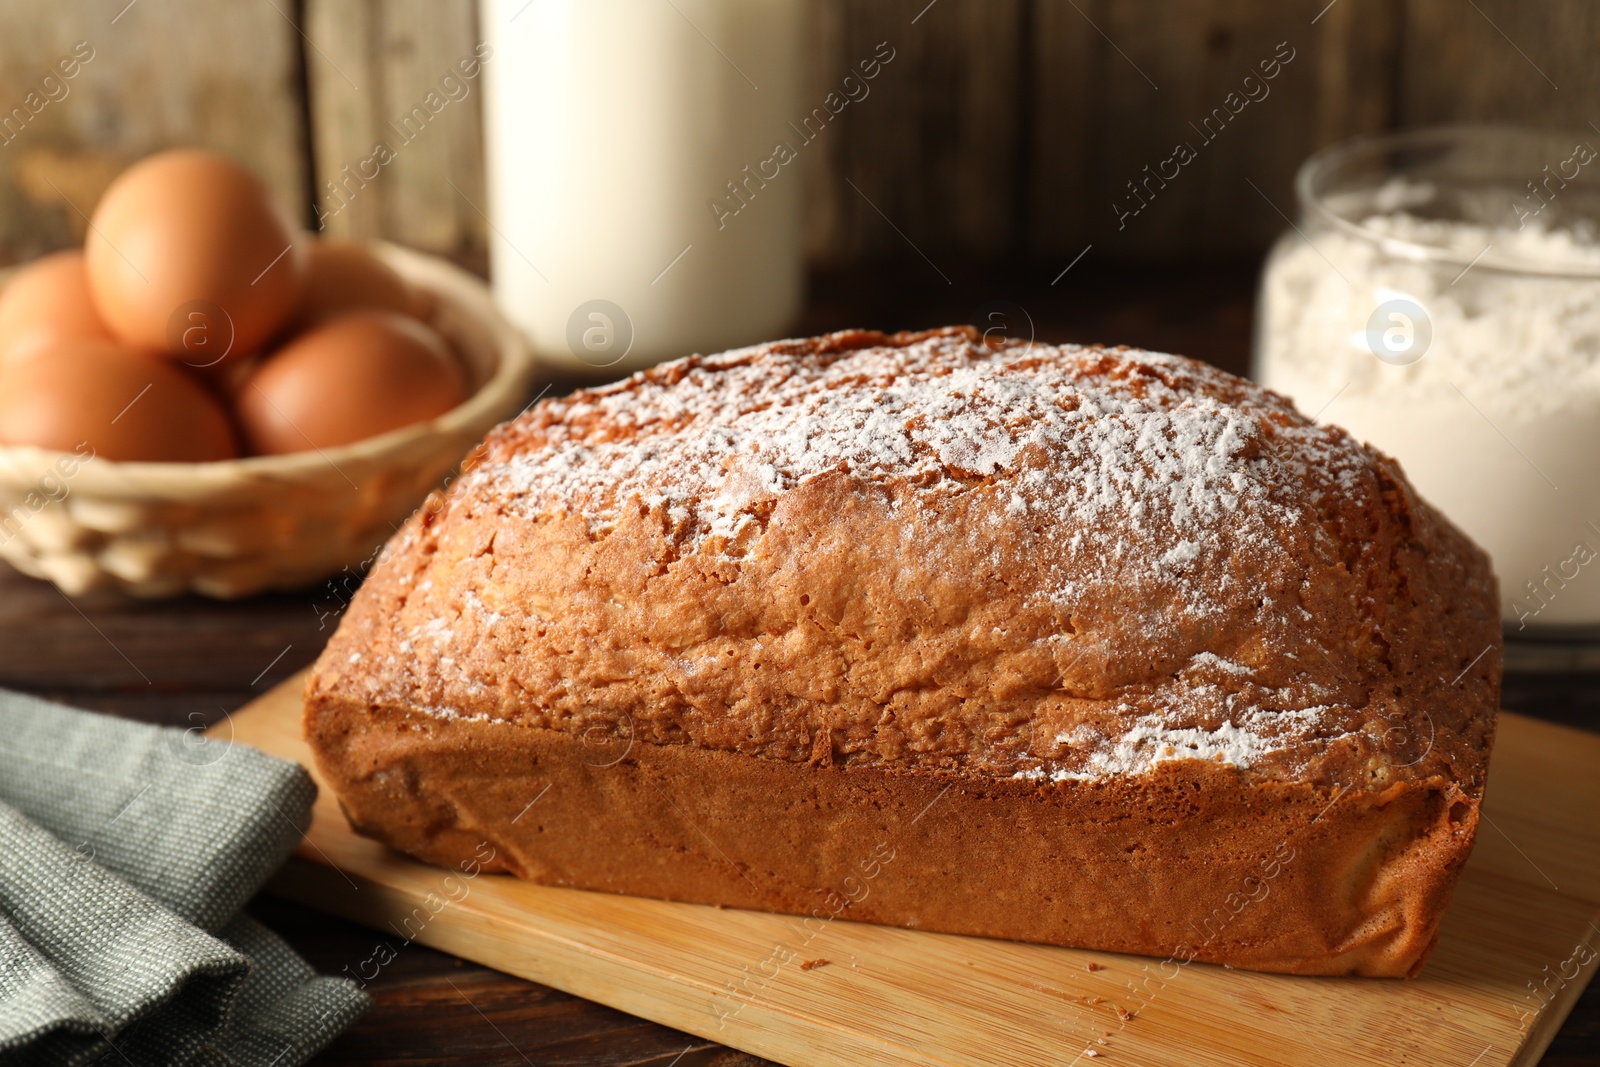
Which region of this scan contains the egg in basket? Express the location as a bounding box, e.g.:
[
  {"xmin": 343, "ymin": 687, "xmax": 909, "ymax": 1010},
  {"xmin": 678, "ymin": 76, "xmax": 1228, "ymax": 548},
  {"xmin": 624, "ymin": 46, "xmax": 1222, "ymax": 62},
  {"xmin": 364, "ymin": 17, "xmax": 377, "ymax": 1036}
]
[{"xmin": 0, "ymin": 150, "xmax": 535, "ymax": 598}]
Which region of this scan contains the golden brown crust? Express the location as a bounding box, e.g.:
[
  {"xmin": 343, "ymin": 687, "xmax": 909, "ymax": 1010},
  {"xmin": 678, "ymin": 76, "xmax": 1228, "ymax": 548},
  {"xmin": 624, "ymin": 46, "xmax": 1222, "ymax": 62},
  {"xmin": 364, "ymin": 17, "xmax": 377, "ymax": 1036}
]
[
  {"xmin": 304, "ymin": 698, "xmax": 1480, "ymax": 977},
  {"xmin": 305, "ymin": 327, "xmax": 1501, "ymax": 976}
]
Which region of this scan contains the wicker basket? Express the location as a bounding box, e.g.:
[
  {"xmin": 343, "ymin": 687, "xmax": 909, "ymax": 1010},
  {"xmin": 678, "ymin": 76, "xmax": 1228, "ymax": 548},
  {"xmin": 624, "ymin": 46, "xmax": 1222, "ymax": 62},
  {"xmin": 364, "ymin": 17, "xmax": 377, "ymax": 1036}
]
[{"xmin": 0, "ymin": 243, "xmax": 537, "ymax": 599}]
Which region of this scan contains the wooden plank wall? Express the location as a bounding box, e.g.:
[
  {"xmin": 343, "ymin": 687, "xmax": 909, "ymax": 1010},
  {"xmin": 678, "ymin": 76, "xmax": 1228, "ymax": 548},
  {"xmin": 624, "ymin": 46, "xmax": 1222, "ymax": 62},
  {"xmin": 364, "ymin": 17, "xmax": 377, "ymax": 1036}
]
[
  {"xmin": 1024, "ymin": 0, "xmax": 1401, "ymax": 262},
  {"xmin": 302, "ymin": 0, "xmax": 488, "ymax": 264},
  {"xmin": 0, "ymin": 0, "xmax": 306, "ymax": 263},
  {"xmin": 0, "ymin": 0, "xmax": 1588, "ymax": 269}
]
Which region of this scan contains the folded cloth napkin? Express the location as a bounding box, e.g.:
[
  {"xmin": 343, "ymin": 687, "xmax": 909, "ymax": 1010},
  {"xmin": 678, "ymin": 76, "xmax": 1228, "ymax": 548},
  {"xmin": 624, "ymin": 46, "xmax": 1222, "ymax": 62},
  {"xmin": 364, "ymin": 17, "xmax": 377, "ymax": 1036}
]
[{"xmin": 0, "ymin": 688, "xmax": 368, "ymax": 1066}]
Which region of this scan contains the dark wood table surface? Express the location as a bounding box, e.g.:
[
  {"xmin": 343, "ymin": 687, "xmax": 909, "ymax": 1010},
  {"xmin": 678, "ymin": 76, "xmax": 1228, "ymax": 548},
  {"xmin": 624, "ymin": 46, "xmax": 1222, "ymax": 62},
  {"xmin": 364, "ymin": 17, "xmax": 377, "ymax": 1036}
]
[{"xmin": 2, "ymin": 261, "xmax": 1595, "ymax": 1065}]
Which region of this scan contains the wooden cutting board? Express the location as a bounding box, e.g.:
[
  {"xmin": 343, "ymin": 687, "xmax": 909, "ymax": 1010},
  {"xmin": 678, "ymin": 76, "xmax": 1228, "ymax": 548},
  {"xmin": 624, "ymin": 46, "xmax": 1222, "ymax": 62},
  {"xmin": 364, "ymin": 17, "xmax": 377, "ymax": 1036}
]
[{"xmin": 224, "ymin": 672, "xmax": 1600, "ymax": 1067}]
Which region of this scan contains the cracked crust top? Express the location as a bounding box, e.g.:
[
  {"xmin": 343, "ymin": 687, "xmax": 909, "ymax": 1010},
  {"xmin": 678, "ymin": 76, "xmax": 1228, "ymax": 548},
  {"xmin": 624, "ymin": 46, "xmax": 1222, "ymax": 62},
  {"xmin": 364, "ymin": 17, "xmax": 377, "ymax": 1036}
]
[{"xmin": 308, "ymin": 327, "xmax": 1500, "ymax": 793}]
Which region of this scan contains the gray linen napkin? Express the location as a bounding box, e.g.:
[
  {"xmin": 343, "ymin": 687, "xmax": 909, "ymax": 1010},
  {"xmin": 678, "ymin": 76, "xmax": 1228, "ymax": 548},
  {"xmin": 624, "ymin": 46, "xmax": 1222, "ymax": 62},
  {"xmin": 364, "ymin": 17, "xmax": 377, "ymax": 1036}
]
[{"xmin": 0, "ymin": 689, "xmax": 368, "ymax": 1065}]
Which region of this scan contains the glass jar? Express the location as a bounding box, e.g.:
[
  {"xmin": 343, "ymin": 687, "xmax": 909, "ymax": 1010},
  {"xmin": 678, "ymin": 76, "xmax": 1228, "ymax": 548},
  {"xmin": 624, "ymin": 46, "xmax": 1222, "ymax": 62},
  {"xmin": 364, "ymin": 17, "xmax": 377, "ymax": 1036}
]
[
  {"xmin": 1254, "ymin": 125, "xmax": 1600, "ymax": 640},
  {"xmin": 482, "ymin": 0, "xmax": 804, "ymax": 374}
]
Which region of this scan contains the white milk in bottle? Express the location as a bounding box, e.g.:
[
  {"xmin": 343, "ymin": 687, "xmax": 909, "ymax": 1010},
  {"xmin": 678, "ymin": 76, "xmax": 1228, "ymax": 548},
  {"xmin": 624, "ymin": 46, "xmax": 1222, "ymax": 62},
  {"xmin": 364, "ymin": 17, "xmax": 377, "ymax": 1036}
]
[{"xmin": 483, "ymin": 0, "xmax": 805, "ymax": 372}]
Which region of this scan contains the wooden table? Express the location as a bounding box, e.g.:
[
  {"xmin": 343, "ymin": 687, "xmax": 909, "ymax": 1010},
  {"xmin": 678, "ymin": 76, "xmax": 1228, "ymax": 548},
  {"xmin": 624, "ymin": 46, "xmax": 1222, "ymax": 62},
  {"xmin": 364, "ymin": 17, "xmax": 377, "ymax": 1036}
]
[{"xmin": 2, "ymin": 262, "xmax": 1595, "ymax": 1066}]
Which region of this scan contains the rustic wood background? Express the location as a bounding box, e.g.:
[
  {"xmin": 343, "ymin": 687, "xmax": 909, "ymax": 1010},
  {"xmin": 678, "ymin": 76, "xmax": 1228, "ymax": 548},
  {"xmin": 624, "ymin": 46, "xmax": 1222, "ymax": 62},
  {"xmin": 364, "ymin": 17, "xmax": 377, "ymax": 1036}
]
[{"xmin": 0, "ymin": 0, "xmax": 1591, "ymax": 271}]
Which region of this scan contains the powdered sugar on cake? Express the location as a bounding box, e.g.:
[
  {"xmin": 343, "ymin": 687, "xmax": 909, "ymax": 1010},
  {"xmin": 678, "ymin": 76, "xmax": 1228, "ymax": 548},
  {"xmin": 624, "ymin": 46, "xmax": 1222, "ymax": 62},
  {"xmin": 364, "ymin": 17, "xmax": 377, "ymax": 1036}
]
[
  {"xmin": 1022, "ymin": 705, "xmax": 1345, "ymax": 780},
  {"xmin": 474, "ymin": 331, "xmax": 1362, "ymax": 582},
  {"xmin": 437, "ymin": 329, "xmax": 1395, "ymax": 778}
]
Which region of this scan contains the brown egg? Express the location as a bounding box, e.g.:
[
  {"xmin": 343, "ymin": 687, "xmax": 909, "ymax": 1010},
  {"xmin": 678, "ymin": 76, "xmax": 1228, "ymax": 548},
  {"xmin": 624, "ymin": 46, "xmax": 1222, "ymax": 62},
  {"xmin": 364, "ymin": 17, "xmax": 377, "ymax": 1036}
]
[
  {"xmin": 0, "ymin": 250, "xmax": 117, "ymax": 363},
  {"xmin": 0, "ymin": 339, "xmax": 239, "ymax": 462},
  {"xmin": 236, "ymin": 310, "xmax": 466, "ymax": 455},
  {"xmin": 291, "ymin": 242, "xmax": 420, "ymax": 329},
  {"xmin": 408, "ymin": 284, "xmax": 437, "ymax": 322},
  {"xmin": 86, "ymin": 149, "xmax": 307, "ymax": 362}
]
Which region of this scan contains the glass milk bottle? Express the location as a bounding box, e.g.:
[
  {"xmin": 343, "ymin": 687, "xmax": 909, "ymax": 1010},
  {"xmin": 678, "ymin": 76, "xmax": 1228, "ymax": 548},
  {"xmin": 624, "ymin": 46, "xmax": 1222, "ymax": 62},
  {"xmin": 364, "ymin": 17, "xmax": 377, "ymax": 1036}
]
[{"xmin": 482, "ymin": 0, "xmax": 804, "ymax": 373}]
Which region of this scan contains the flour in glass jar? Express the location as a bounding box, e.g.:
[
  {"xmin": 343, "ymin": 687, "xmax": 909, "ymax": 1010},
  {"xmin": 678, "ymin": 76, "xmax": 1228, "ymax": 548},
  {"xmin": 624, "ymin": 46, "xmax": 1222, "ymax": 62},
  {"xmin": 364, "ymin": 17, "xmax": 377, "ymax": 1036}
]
[{"xmin": 1257, "ymin": 209, "xmax": 1600, "ymax": 628}]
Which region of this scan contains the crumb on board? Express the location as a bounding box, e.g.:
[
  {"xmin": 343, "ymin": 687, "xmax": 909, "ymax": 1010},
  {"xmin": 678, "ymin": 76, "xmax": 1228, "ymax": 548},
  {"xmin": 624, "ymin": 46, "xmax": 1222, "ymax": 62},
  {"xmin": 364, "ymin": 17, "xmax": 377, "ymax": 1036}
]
[
  {"xmin": 800, "ymin": 959, "xmax": 829, "ymax": 971},
  {"xmin": 1115, "ymin": 1006, "xmax": 1133, "ymax": 1021},
  {"xmin": 1087, "ymin": 996, "xmax": 1103, "ymax": 1005},
  {"xmin": 1086, "ymin": 962, "xmax": 1103, "ymax": 972},
  {"xmin": 1084, "ymin": 1049, "xmax": 1101, "ymax": 1058}
]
